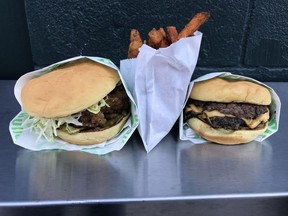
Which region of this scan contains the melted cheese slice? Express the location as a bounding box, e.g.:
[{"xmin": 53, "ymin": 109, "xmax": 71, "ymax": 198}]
[
  {"xmin": 185, "ymin": 104, "xmax": 203, "ymax": 113},
  {"xmin": 186, "ymin": 104, "xmax": 269, "ymax": 129}
]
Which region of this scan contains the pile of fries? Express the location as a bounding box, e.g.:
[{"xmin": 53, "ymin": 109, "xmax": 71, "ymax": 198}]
[{"xmin": 128, "ymin": 12, "xmax": 210, "ymax": 59}]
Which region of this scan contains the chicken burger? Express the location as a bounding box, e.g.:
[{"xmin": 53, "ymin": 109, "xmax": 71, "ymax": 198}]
[{"xmin": 21, "ymin": 58, "xmax": 130, "ymax": 145}]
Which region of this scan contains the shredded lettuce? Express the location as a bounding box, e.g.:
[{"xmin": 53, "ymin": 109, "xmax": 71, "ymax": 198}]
[
  {"xmin": 21, "ymin": 99, "xmax": 110, "ymax": 143},
  {"xmin": 87, "ymin": 99, "xmax": 110, "ymax": 114},
  {"xmin": 22, "ymin": 113, "xmax": 82, "ymax": 143}
]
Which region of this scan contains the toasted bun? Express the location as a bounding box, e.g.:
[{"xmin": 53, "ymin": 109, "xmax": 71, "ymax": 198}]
[
  {"xmin": 56, "ymin": 113, "xmax": 130, "ymax": 145},
  {"xmin": 187, "ymin": 118, "xmax": 268, "ymax": 145},
  {"xmin": 21, "ymin": 58, "xmax": 120, "ymax": 118},
  {"xmin": 190, "ymin": 77, "xmax": 271, "ymax": 105}
]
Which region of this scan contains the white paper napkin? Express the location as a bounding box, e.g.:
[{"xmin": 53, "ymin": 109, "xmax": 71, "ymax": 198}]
[
  {"xmin": 9, "ymin": 56, "xmax": 139, "ymax": 155},
  {"xmin": 120, "ymin": 31, "xmax": 203, "ymax": 152}
]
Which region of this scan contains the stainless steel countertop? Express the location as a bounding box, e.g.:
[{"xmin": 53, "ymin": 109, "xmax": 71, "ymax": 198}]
[{"xmin": 1, "ymin": 80, "xmax": 288, "ymax": 215}]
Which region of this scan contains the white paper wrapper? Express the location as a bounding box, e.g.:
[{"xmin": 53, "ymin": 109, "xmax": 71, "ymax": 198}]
[
  {"xmin": 9, "ymin": 56, "xmax": 139, "ymax": 155},
  {"xmin": 120, "ymin": 31, "xmax": 203, "ymax": 152},
  {"xmin": 179, "ymin": 72, "xmax": 281, "ymax": 144}
]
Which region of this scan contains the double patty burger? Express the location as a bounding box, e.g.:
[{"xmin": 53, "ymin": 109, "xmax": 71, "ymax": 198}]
[
  {"xmin": 21, "ymin": 58, "xmax": 130, "ymax": 145},
  {"xmin": 184, "ymin": 77, "xmax": 271, "ymax": 145}
]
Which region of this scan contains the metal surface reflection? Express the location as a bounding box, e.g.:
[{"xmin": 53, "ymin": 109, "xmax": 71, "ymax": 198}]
[
  {"xmin": 15, "ymin": 149, "xmax": 135, "ymax": 201},
  {"xmin": 178, "ymin": 140, "xmax": 273, "ymax": 197},
  {"xmin": 14, "ymin": 131, "xmax": 181, "ymax": 203},
  {"xmin": 129, "ymin": 131, "xmax": 181, "ymax": 198}
]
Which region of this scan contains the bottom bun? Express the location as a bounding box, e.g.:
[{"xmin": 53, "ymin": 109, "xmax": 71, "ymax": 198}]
[
  {"xmin": 187, "ymin": 118, "xmax": 268, "ymax": 145},
  {"xmin": 57, "ymin": 114, "xmax": 130, "ymax": 145}
]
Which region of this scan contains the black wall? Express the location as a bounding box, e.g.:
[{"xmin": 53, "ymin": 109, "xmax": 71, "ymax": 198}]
[
  {"xmin": 0, "ymin": 0, "xmax": 33, "ymax": 80},
  {"xmin": 3, "ymin": 0, "xmax": 288, "ymax": 81}
]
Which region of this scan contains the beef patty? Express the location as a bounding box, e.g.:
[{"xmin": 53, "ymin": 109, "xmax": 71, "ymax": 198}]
[{"xmin": 185, "ymin": 99, "xmax": 269, "ymax": 130}]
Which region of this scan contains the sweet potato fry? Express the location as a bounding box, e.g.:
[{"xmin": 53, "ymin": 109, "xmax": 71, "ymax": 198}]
[
  {"xmin": 178, "ymin": 12, "xmax": 210, "ymax": 40},
  {"xmin": 158, "ymin": 28, "xmax": 170, "ymax": 48},
  {"xmin": 166, "ymin": 26, "xmax": 178, "ymax": 43},
  {"xmin": 128, "ymin": 41, "xmax": 143, "ymax": 58},
  {"xmin": 127, "ymin": 12, "xmax": 210, "ymax": 56},
  {"xmin": 130, "ymin": 29, "xmax": 142, "ymax": 43},
  {"xmin": 148, "ymin": 28, "xmax": 163, "ymax": 49},
  {"xmin": 128, "ymin": 29, "xmax": 143, "ymax": 58}
]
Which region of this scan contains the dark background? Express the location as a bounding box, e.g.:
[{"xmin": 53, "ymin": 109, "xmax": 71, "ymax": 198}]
[{"xmin": 1, "ymin": 0, "xmax": 288, "ymax": 81}]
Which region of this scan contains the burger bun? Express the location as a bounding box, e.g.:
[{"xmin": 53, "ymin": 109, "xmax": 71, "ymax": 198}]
[
  {"xmin": 21, "ymin": 58, "xmax": 120, "ymax": 118},
  {"xmin": 190, "ymin": 77, "xmax": 271, "ymax": 105}
]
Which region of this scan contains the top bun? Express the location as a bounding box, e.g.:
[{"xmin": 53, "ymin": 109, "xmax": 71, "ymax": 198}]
[
  {"xmin": 21, "ymin": 58, "xmax": 120, "ymax": 118},
  {"xmin": 189, "ymin": 77, "xmax": 271, "ymax": 105}
]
